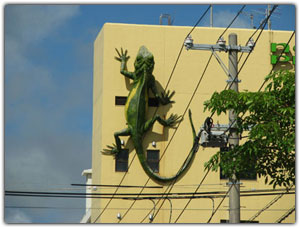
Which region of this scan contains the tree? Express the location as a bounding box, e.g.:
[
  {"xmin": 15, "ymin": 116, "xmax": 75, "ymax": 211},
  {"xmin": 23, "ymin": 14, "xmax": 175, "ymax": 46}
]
[{"xmin": 203, "ymin": 70, "xmax": 295, "ymax": 188}]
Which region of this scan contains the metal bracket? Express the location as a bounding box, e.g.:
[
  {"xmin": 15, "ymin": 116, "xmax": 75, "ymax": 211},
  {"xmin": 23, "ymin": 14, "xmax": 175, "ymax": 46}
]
[
  {"xmin": 185, "ymin": 43, "xmax": 253, "ymax": 53},
  {"xmin": 201, "ymin": 123, "xmax": 229, "ymax": 131},
  {"xmin": 226, "ymin": 78, "xmax": 241, "ymax": 83},
  {"xmin": 211, "ymin": 51, "xmax": 234, "ymax": 79},
  {"xmin": 226, "ymin": 181, "xmax": 243, "ymax": 186}
]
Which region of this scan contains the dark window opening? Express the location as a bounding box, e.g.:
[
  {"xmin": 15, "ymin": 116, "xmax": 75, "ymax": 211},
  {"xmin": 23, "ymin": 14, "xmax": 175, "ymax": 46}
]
[
  {"xmin": 115, "ymin": 96, "xmax": 159, "ymax": 107},
  {"xmin": 148, "ymin": 98, "xmax": 159, "ymax": 107},
  {"xmin": 147, "ymin": 150, "xmax": 159, "ymax": 173},
  {"xmin": 115, "ymin": 96, "xmax": 127, "ymax": 105},
  {"xmin": 115, "ymin": 149, "xmax": 128, "ymax": 172},
  {"xmin": 220, "ymin": 219, "xmax": 259, "ymax": 223},
  {"xmin": 220, "ymin": 147, "xmax": 257, "ymax": 180}
]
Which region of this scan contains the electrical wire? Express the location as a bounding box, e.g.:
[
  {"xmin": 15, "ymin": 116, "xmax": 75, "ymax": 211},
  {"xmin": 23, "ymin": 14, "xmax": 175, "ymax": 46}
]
[
  {"xmin": 220, "ymin": 29, "xmax": 295, "ymax": 137},
  {"xmin": 173, "ymin": 170, "xmax": 210, "ymax": 223},
  {"xmin": 247, "ymin": 186, "xmax": 294, "ymax": 222},
  {"xmin": 166, "ymin": 198, "xmax": 173, "ymax": 223},
  {"xmin": 92, "ymin": 151, "xmax": 137, "ymax": 223},
  {"xmin": 217, "ymin": 5, "xmax": 246, "ymax": 41},
  {"xmin": 172, "ymin": 6, "xmax": 285, "ymax": 223},
  {"xmin": 209, "ymin": 4, "xmax": 279, "ymax": 119},
  {"xmin": 115, "ymin": 5, "xmax": 212, "ymax": 223},
  {"xmin": 275, "ymin": 205, "xmax": 295, "ymax": 223},
  {"xmin": 92, "ymin": 4, "xmax": 292, "ymax": 223},
  {"xmin": 208, "ymin": 197, "xmax": 215, "ymax": 219},
  {"xmin": 5, "ymin": 190, "xmax": 295, "ymax": 200},
  {"xmin": 5, "ymin": 187, "xmax": 294, "ymax": 196},
  {"xmin": 207, "ymin": 184, "xmax": 233, "ymax": 223},
  {"xmin": 149, "ymin": 5, "xmax": 247, "ymax": 224},
  {"xmin": 5, "ymin": 205, "xmax": 294, "ymax": 212},
  {"xmin": 217, "ymin": 26, "xmax": 296, "ymax": 220},
  {"xmin": 92, "ymin": 6, "xmax": 212, "ymax": 222},
  {"xmin": 71, "ymin": 183, "xmax": 162, "ymax": 188},
  {"xmin": 257, "ymin": 30, "xmax": 295, "ymax": 92},
  {"xmin": 164, "ymin": 5, "xmax": 212, "ymax": 92},
  {"xmin": 209, "ymin": 5, "xmax": 294, "ymax": 145},
  {"xmin": 147, "ymin": 199, "xmax": 156, "ymax": 223}
]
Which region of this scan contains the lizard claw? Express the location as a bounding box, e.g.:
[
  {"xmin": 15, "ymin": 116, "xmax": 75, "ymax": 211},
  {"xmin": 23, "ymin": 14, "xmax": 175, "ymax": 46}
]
[
  {"xmin": 115, "ymin": 47, "xmax": 130, "ymax": 62},
  {"xmin": 101, "ymin": 143, "xmax": 119, "ymax": 156},
  {"xmin": 160, "ymin": 90, "xmax": 175, "ymax": 105},
  {"xmin": 165, "ymin": 114, "xmax": 183, "ymax": 128}
]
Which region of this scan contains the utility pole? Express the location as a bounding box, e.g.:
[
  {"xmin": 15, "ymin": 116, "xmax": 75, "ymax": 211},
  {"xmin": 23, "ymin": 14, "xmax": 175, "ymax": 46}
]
[
  {"xmin": 210, "ymin": 5, "xmax": 213, "ymax": 27},
  {"xmin": 267, "ymin": 5, "xmax": 271, "ymax": 30},
  {"xmin": 184, "ymin": 33, "xmax": 255, "ymax": 223},
  {"xmin": 228, "ymin": 33, "xmax": 240, "ymax": 223}
]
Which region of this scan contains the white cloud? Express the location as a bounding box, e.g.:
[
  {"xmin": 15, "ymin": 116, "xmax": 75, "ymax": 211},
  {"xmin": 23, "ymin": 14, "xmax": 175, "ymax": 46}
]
[
  {"xmin": 5, "ymin": 5, "xmax": 80, "ymax": 102},
  {"xmin": 5, "ymin": 5, "xmax": 80, "ymax": 44},
  {"xmin": 4, "ymin": 5, "xmax": 90, "ymax": 223},
  {"xmin": 5, "ymin": 209, "xmax": 32, "ymax": 223},
  {"xmin": 202, "ymin": 10, "xmax": 251, "ymax": 29},
  {"xmin": 213, "ymin": 10, "xmax": 251, "ymax": 29}
]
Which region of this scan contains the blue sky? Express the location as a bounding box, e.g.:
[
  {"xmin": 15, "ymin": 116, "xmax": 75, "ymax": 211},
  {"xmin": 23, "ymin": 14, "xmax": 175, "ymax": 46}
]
[{"xmin": 3, "ymin": 3, "xmax": 295, "ymax": 223}]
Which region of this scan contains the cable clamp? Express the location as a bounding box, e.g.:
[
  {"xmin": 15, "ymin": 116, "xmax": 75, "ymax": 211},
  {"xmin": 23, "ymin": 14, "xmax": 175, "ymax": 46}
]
[
  {"xmin": 226, "ymin": 78, "xmax": 241, "ymax": 83},
  {"xmin": 226, "ymin": 181, "xmax": 243, "ymax": 186}
]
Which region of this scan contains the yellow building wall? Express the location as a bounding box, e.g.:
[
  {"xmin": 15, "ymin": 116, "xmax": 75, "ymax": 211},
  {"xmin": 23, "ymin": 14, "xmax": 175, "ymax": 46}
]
[{"xmin": 91, "ymin": 23, "xmax": 295, "ymax": 223}]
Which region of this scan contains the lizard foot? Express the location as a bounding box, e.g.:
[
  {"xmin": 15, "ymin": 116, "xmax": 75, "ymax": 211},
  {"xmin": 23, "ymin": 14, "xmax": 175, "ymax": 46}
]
[
  {"xmin": 101, "ymin": 143, "xmax": 119, "ymax": 156},
  {"xmin": 160, "ymin": 90, "xmax": 175, "ymax": 105},
  {"xmin": 165, "ymin": 114, "xmax": 183, "ymax": 128},
  {"xmin": 114, "ymin": 48, "xmax": 130, "ymax": 62}
]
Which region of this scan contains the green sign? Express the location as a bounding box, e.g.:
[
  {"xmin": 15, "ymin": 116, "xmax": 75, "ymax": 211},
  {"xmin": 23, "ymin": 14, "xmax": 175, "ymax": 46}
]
[{"xmin": 271, "ymin": 43, "xmax": 295, "ymax": 65}]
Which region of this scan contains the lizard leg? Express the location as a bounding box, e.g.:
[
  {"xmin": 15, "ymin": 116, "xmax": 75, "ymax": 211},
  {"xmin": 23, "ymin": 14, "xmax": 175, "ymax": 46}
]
[
  {"xmin": 144, "ymin": 114, "xmax": 182, "ymax": 132},
  {"xmin": 114, "ymin": 128, "xmax": 131, "ymax": 152},
  {"xmin": 144, "ymin": 116, "xmax": 159, "ymax": 133},
  {"xmin": 157, "ymin": 114, "xmax": 182, "ymax": 128},
  {"xmin": 102, "ymin": 128, "xmax": 131, "ymax": 155}
]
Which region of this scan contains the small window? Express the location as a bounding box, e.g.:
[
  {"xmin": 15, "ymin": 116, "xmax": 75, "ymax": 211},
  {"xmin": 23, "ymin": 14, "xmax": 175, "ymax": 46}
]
[
  {"xmin": 115, "ymin": 96, "xmax": 159, "ymax": 107},
  {"xmin": 115, "ymin": 149, "xmax": 128, "ymax": 172},
  {"xmin": 148, "ymin": 98, "xmax": 159, "ymax": 107},
  {"xmin": 147, "ymin": 150, "xmax": 159, "ymax": 173},
  {"xmin": 115, "ymin": 96, "xmax": 127, "ymax": 105},
  {"xmin": 220, "ymin": 219, "xmax": 259, "ymax": 223},
  {"xmin": 220, "ymin": 147, "xmax": 256, "ymax": 180}
]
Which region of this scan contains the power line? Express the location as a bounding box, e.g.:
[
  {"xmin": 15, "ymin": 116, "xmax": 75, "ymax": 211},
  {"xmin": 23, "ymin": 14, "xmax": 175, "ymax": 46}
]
[
  {"xmin": 209, "ymin": 5, "xmax": 294, "ymax": 144},
  {"xmin": 92, "ymin": 150, "xmax": 138, "ymax": 223},
  {"xmin": 115, "ymin": 5, "xmax": 212, "ymax": 223},
  {"xmin": 5, "ymin": 187, "xmax": 294, "ymax": 196},
  {"xmin": 247, "ymin": 186, "xmax": 294, "ymax": 222},
  {"xmin": 164, "ymin": 4, "xmax": 212, "ymax": 92},
  {"xmin": 257, "ymin": 30, "xmax": 295, "ymax": 92},
  {"xmin": 92, "ymin": 6, "xmax": 212, "ymax": 222},
  {"xmin": 275, "ymin": 205, "xmax": 295, "ymax": 223},
  {"xmin": 5, "ymin": 191, "xmax": 295, "ymax": 200},
  {"xmin": 172, "ymin": 5, "xmax": 283, "ymax": 222},
  {"xmin": 220, "ymin": 29, "xmax": 295, "ymax": 137},
  {"xmin": 151, "ymin": 5, "xmax": 247, "ymax": 224},
  {"xmin": 71, "ymin": 184, "xmax": 162, "ymax": 188},
  {"xmin": 138, "ymin": 52, "xmax": 213, "ymax": 223},
  {"xmin": 9, "ymin": 189, "xmax": 286, "ymax": 196},
  {"xmin": 217, "ymin": 5, "xmax": 246, "ymax": 41},
  {"xmin": 5, "ymin": 205, "xmax": 294, "ymax": 212},
  {"xmin": 209, "ymin": 4, "xmax": 279, "ymax": 119},
  {"xmin": 173, "ymin": 169, "xmax": 210, "ymax": 223},
  {"xmin": 207, "ymin": 184, "xmax": 232, "ymax": 223},
  {"xmin": 226, "ymin": 5, "xmax": 278, "ymax": 92}
]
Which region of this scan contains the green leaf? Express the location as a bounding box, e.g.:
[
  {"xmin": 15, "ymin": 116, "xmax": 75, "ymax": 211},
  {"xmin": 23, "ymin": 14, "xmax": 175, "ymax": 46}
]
[{"xmin": 203, "ymin": 70, "xmax": 295, "ymax": 189}]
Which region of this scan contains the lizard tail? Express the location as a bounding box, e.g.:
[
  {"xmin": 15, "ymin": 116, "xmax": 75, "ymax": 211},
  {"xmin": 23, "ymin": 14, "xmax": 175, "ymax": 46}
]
[{"xmin": 134, "ymin": 109, "xmax": 199, "ymax": 185}]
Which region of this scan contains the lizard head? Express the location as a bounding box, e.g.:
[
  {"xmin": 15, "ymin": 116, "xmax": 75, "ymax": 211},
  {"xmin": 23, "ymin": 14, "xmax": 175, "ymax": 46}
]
[{"xmin": 134, "ymin": 46, "xmax": 155, "ymax": 74}]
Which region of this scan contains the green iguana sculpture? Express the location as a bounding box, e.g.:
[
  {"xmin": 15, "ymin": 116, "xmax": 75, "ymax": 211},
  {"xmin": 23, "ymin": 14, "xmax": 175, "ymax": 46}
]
[{"xmin": 102, "ymin": 46, "xmax": 198, "ymax": 185}]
